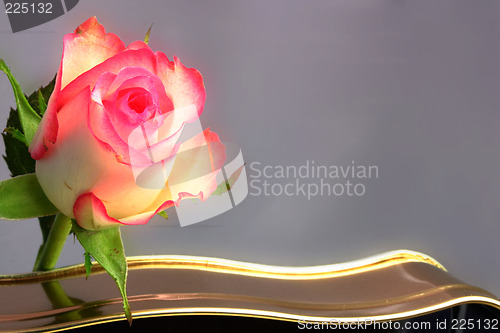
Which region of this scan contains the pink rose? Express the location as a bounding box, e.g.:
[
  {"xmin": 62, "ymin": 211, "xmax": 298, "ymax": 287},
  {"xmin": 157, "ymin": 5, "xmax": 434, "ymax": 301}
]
[{"xmin": 30, "ymin": 17, "xmax": 226, "ymax": 230}]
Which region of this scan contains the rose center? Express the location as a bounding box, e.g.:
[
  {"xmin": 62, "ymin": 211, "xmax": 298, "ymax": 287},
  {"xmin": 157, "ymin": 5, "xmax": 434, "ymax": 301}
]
[{"xmin": 128, "ymin": 93, "xmax": 149, "ymax": 114}]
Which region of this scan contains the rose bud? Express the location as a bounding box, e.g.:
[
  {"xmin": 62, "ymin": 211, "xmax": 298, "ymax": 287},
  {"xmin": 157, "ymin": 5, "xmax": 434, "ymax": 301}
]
[{"xmin": 30, "ymin": 17, "xmax": 226, "ymax": 230}]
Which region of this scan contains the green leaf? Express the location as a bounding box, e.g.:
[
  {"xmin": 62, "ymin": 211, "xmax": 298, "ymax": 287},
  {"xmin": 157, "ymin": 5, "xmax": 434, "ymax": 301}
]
[
  {"xmin": 3, "ymin": 127, "xmax": 26, "ymax": 145},
  {"xmin": 157, "ymin": 210, "xmax": 168, "ymax": 219},
  {"xmin": 84, "ymin": 251, "xmax": 92, "ymax": 279},
  {"xmin": 72, "ymin": 223, "xmax": 132, "ymax": 324},
  {"xmin": 2, "ymin": 72, "xmax": 55, "ymax": 177},
  {"xmin": 2, "ymin": 108, "xmax": 36, "ymax": 177},
  {"xmin": 29, "ymin": 77, "xmax": 55, "ymax": 116},
  {"xmin": 2, "ymin": 71, "xmax": 57, "ymax": 271},
  {"xmin": 212, "ymin": 164, "xmax": 246, "ymax": 196},
  {"xmin": 0, "ymin": 174, "xmax": 59, "ymax": 220},
  {"xmin": 30, "ymin": 76, "xmax": 55, "ymax": 116},
  {"xmin": 37, "ymin": 90, "xmax": 47, "ymax": 114},
  {"xmin": 0, "ymin": 59, "xmax": 41, "ymax": 146}
]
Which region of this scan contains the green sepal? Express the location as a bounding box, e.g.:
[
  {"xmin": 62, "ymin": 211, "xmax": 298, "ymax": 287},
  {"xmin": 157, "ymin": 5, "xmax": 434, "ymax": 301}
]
[
  {"xmin": 0, "ymin": 174, "xmax": 59, "ymax": 220},
  {"xmin": 0, "ymin": 59, "xmax": 41, "ymax": 146},
  {"xmin": 212, "ymin": 164, "xmax": 246, "ymax": 196},
  {"xmin": 72, "ymin": 223, "xmax": 132, "ymax": 324},
  {"xmin": 157, "ymin": 211, "xmax": 168, "ymax": 219},
  {"xmin": 144, "ymin": 24, "xmax": 153, "ymax": 44}
]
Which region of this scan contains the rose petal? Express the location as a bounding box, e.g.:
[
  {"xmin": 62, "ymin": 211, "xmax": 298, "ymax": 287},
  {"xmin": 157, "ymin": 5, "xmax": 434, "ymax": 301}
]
[
  {"xmin": 35, "ymin": 87, "xmax": 94, "ymax": 216},
  {"xmin": 100, "ymin": 67, "xmax": 170, "ymax": 108},
  {"xmin": 168, "ymin": 129, "xmax": 226, "ymax": 203},
  {"xmin": 73, "ymin": 192, "xmax": 123, "ymax": 230},
  {"xmin": 144, "ymin": 128, "xmax": 226, "ymax": 211},
  {"xmin": 29, "ymin": 60, "xmax": 61, "ymax": 160},
  {"xmin": 101, "ymin": 68, "xmax": 174, "ymax": 139},
  {"xmin": 90, "ymin": 99, "xmax": 201, "ymax": 167},
  {"xmin": 126, "ymin": 40, "xmax": 150, "ymax": 51},
  {"xmin": 119, "ymin": 200, "xmax": 173, "ymax": 225},
  {"xmin": 134, "ymin": 104, "xmax": 200, "ymax": 163},
  {"xmin": 155, "ymin": 52, "xmax": 206, "ymax": 117},
  {"xmin": 61, "ymin": 17, "xmax": 126, "ymax": 89},
  {"xmin": 74, "ymin": 192, "xmax": 174, "ymax": 230},
  {"xmin": 30, "ymin": 17, "xmax": 128, "ymax": 159},
  {"xmin": 89, "ymin": 101, "xmax": 156, "ymax": 166},
  {"xmin": 36, "ymin": 87, "xmax": 164, "ymax": 219},
  {"xmin": 90, "ymin": 71, "xmax": 116, "ymax": 106},
  {"xmin": 58, "ymin": 47, "xmax": 158, "ymax": 112}
]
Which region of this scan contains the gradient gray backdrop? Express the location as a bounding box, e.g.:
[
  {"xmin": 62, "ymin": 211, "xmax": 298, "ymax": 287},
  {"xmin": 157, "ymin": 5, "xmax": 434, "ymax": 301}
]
[{"xmin": 1, "ymin": 0, "xmax": 499, "ymax": 298}]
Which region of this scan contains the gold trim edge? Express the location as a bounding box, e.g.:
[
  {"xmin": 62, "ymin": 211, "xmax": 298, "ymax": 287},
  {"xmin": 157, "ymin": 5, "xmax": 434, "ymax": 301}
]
[
  {"xmin": 11, "ymin": 297, "xmax": 500, "ymax": 333},
  {"xmin": 1, "ymin": 249, "xmax": 499, "ymax": 332},
  {"xmin": 0, "ymin": 249, "xmax": 445, "ymax": 283}
]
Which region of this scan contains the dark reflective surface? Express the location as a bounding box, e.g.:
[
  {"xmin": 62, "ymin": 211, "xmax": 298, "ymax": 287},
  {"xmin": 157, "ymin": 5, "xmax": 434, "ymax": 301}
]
[
  {"xmin": 0, "ymin": 253, "xmax": 498, "ymax": 332},
  {"xmin": 71, "ymin": 305, "xmax": 500, "ymax": 333}
]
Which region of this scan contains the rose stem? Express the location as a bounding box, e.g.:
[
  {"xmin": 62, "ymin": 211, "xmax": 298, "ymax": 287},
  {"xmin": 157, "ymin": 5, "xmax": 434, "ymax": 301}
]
[{"xmin": 34, "ymin": 213, "xmax": 72, "ymax": 271}]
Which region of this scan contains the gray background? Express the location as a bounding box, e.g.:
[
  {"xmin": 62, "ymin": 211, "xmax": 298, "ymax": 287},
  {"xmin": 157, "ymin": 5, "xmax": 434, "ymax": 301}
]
[{"xmin": 1, "ymin": 0, "xmax": 499, "ymax": 298}]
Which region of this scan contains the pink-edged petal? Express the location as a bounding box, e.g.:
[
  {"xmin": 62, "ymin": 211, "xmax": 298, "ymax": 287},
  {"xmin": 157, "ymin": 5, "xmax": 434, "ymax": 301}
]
[
  {"xmin": 155, "ymin": 52, "xmax": 206, "ymax": 117},
  {"xmin": 139, "ymin": 129, "xmax": 225, "ymax": 214},
  {"xmin": 73, "ymin": 192, "xmax": 123, "ymax": 230},
  {"xmin": 29, "ymin": 61, "xmax": 61, "ymax": 160},
  {"xmin": 30, "ymin": 17, "xmax": 128, "ymax": 160},
  {"xmin": 91, "ymin": 71, "xmax": 116, "ymax": 106},
  {"xmin": 89, "ymin": 102, "xmax": 174, "ymax": 167},
  {"xmin": 88, "ymin": 102, "xmax": 152, "ymax": 165},
  {"xmin": 155, "ymin": 104, "xmax": 200, "ymax": 143},
  {"xmin": 166, "ymin": 129, "xmax": 226, "ymax": 206},
  {"xmin": 126, "ymin": 40, "xmax": 151, "ymax": 51},
  {"xmin": 35, "ymin": 87, "xmax": 95, "ymax": 216},
  {"xmin": 129, "ymin": 104, "xmax": 200, "ymax": 164},
  {"xmin": 127, "ymin": 116, "xmax": 179, "ymax": 165},
  {"xmin": 36, "ymin": 87, "xmax": 164, "ymax": 219},
  {"xmin": 119, "ymin": 200, "xmax": 173, "ymax": 225},
  {"xmin": 74, "ymin": 192, "xmax": 174, "ymax": 230},
  {"xmin": 91, "ymin": 71, "xmax": 163, "ymax": 145},
  {"xmin": 104, "ymin": 67, "xmax": 173, "ymax": 114},
  {"xmin": 58, "ymin": 48, "xmax": 158, "ymax": 110},
  {"xmin": 129, "ymin": 149, "xmax": 179, "ymax": 190},
  {"xmin": 102, "ymin": 71, "xmax": 174, "ymax": 139},
  {"xmin": 104, "ymin": 67, "xmax": 155, "ymax": 97},
  {"xmin": 91, "ymin": 94, "xmax": 200, "ymax": 167},
  {"xmin": 61, "ymin": 17, "xmax": 126, "ymax": 89}
]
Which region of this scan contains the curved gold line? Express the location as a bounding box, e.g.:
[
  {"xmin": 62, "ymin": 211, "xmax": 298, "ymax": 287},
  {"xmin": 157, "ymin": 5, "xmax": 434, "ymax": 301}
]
[
  {"xmin": 3, "ymin": 282, "xmax": 495, "ymax": 324},
  {"xmin": 11, "ymin": 296, "xmax": 500, "ymax": 333},
  {"xmin": 0, "ymin": 249, "xmax": 445, "ymax": 284},
  {"xmin": 1, "ymin": 250, "xmax": 498, "ymax": 333}
]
